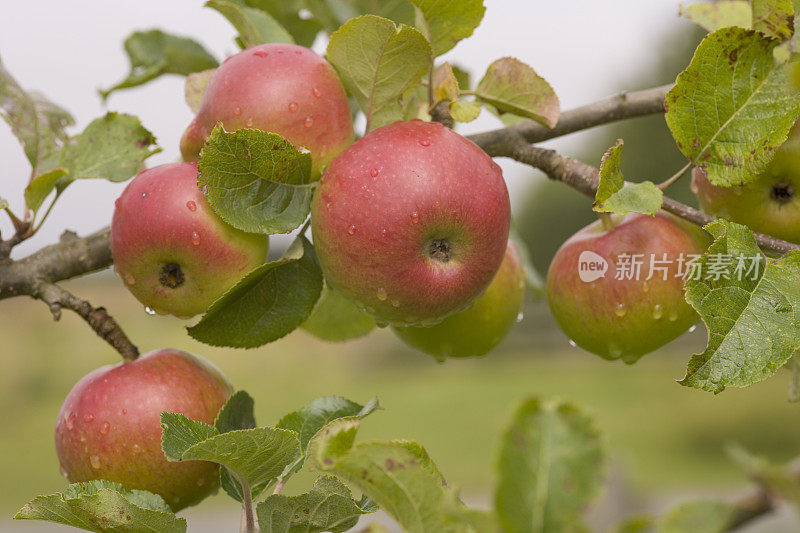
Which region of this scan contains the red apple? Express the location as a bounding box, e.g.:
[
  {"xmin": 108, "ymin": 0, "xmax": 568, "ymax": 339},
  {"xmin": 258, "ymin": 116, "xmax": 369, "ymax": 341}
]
[
  {"xmin": 110, "ymin": 162, "xmax": 268, "ymax": 318},
  {"xmin": 546, "ymin": 212, "xmax": 709, "ymax": 363},
  {"xmin": 393, "ymin": 241, "xmax": 526, "ymax": 359},
  {"xmin": 310, "ymin": 119, "xmax": 511, "ymax": 326},
  {"xmin": 55, "ymin": 349, "xmax": 233, "ymax": 511},
  {"xmin": 180, "ymin": 43, "xmax": 354, "ymax": 176}
]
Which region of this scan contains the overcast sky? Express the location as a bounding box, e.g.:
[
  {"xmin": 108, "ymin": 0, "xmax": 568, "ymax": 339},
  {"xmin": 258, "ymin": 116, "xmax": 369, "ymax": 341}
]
[{"xmin": 0, "ymin": 1, "xmax": 690, "ymax": 258}]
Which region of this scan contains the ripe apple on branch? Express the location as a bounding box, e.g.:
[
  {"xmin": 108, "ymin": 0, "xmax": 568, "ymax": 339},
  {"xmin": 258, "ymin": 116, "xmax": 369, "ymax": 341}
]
[{"xmin": 4, "ymin": 0, "xmax": 800, "ymax": 531}]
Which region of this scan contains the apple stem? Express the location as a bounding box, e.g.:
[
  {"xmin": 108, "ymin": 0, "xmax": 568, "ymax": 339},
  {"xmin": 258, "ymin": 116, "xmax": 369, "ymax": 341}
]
[{"xmin": 598, "ymin": 213, "xmax": 615, "ymax": 232}]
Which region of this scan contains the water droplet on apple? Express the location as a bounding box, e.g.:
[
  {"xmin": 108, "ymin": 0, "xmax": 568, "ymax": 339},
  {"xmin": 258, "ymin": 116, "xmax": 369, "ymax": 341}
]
[
  {"xmin": 191, "ymin": 231, "xmax": 201, "ymax": 245},
  {"xmin": 140, "ymin": 192, "xmax": 147, "ymax": 198},
  {"xmin": 83, "ymin": 414, "xmax": 95, "ymax": 423},
  {"xmin": 376, "ymin": 288, "xmax": 387, "ymax": 301},
  {"xmin": 245, "ymin": 117, "xmax": 254, "ymax": 127},
  {"xmin": 370, "ymin": 168, "xmax": 379, "ymax": 177},
  {"xmin": 410, "ymin": 212, "xmax": 419, "ymax": 224},
  {"xmin": 288, "ymin": 102, "xmax": 299, "ymax": 113},
  {"xmin": 65, "ymin": 412, "xmax": 76, "ymax": 431},
  {"xmin": 419, "ymin": 139, "xmax": 430, "ymax": 147},
  {"xmin": 391, "ymin": 299, "xmax": 401, "ymax": 307},
  {"xmin": 186, "ymin": 200, "xmax": 197, "ymax": 212},
  {"xmin": 642, "ymin": 281, "xmax": 649, "ymax": 293},
  {"xmin": 99, "ymin": 422, "xmax": 110, "ymax": 435},
  {"xmin": 516, "ymin": 312, "xmax": 524, "ymax": 323},
  {"xmin": 253, "ymin": 50, "xmax": 268, "ymax": 58},
  {"xmin": 347, "ymin": 225, "xmax": 356, "ymax": 235},
  {"xmin": 652, "ymin": 304, "xmax": 663, "ymax": 319},
  {"xmin": 668, "ymin": 309, "xmax": 678, "ymax": 321},
  {"xmin": 89, "ymin": 455, "xmax": 101, "ymax": 469},
  {"xmin": 124, "ymin": 273, "xmax": 136, "ymax": 286},
  {"xmin": 233, "ymin": 107, "xmax": 242, "ymax": 116},
  {"xmin": 131, "ymin": 444, "xmax": 141, "ymax": 454},
  {"xmin": 568, "ymin": 339, "xmax": 577, "ymax": 348},
  {"xmin": 608, "ymin": 344, "xmax": 623, "ymax": 358},
  {"xmin": 381, "ymin": 229, "xmax": 388, "ymax": 237},
  {"xmin": 613, "ymin": 303, "xmax": 627, "ymax": 317},
  {"xmin": 304, "ymin": 116, "xmax": 314, "ymax": 128},
  {"xmin": 688, "ymin": 325, "xmax": 697, "ymax": 333},
  {"xmin": 119, "ymin": 408, "xmax": 127, "ymax": 416},
  {"xmin": 144, "ymin": 306, "xmax": 156, "ymax": 315},
  {"xmin": 313, "ymin": 87, "xmax": 322, "ymax": 98},
  {"xmin": 60, "ymin": 464, "xmax": 69, "ymax": 478},
  {"xmin": 452, "ymin": 209, "xmax": 461, "ymax": 220}
]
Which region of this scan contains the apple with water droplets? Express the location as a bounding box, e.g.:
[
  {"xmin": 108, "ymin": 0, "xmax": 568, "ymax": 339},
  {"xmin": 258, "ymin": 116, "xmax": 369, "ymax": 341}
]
[
  {"xmin": 311, "ymin": 120, "xmax": 511, "ymax": 326},
  {"xmin": 180, "ymin": 43, "xmax": 354, "ymax": 176},
  {"xmin": 54, "ymin": 349, "xmax": 233, "ymax": 511},
  {"xmin": 393, "ymin": 241, "xmax": 526, "ymax": 359},
  {"xmin": 691, "ymin": 130, "xmax": 800, "ymax": 243},
  {"xmin": 546, "ymin": 212, "xmax": 709, "ymax": 363},
  {"xmin": 111, "ymin": 162, "xmax": 268, "ymax": 318}
]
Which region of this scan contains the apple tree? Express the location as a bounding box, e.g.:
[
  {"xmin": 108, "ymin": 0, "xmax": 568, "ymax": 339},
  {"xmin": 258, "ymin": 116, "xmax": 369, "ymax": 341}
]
[{"xmin": 3, "ymin": 0, "xmax": 800, "ymax": 531}]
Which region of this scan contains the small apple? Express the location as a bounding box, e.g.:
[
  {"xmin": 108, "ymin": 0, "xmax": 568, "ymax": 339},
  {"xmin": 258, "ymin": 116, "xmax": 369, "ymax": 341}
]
[
  {"xmin": 546, "ymin": 212, "xmax": 709, "ymax": 363},
  {"xmin": 692, "ymin": 146, "xmax": 800, "ymax": 243},
  {"xmin": 180, "ymin": 43, "xmax": 354, "ymax": 176},
  {"xmin": 310, "ymin": 119, "xmax": 511, "ymax": 326},
  {"xmin": 393, "ymin": 241, "xmax": 526, "ymax": 360},
  {"xmin": 55, "ymin": 349, "xmax": 233, "ymax": 511},
  {"xmin": 110, "ymin": 161, "xmax": 268, "ymax": 318}
]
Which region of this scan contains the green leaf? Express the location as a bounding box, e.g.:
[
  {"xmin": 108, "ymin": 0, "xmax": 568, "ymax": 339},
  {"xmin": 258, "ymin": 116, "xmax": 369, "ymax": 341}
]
[
  {"xmin": 665, "ymin": 27, "xmax": 800, "ymax": 187},
  {"xmin": 495, "ymin": 397, "xmax": 604, "ymax": 533},
  {"xmin": 188, "ymin": 237, "xmax": 323, "ymax": 348},
  {"xmin": 309, "ymin": 418, "xmax": 456, "ymax": 533},
  {"xmin": 160, "ymin": 412, "xmax": 219, "ymax": 461},
  {"xmin": 184, "ymin": 68, "xmax": 215, "ymax": 114},
  {"xmin": 0, "ymin": 197, "xmax": 7, "ymax": 210},
  {"xmin": 0, "ymin": 57, "xmax": 74, "ymax": 172},
  {"xmin": 207, "ymin": 0, "xmax": 295, "ymax": 48},
  {"xmin": 100, "ymin": 30, "xmax": 218, "ymax": 99},
  {"xmin": 658, "ymin": 501, "xmax": 734, "ymax": 533},
  {"xmin": 197, "ymin": 127, "xmax": 314, "ymax": 235},
  {"xmin": 24, "ymin": 168, "xmax": 66, "ymax": 213},
  {"xmin": 679, "ymin": 1, "xmax": 752, "ymax": 32},
  {"xmin": 326, "ymin": 15, "xmax": 432, "ymax": 132},
  {"xmin": 279, "ymin": 396, "xmax": 380, "ymax": 452},
  {"xmin": 235, "ymin": 0, "xmax": 321, "ymax": 47},
  {"xmin": 613, "ymin": 515, "xmax": 655, "ymax": 533},
  {"xmin": 432, "ymin": 62, "xmax": 461, "ymax": 105},
  {"xmin": 679, "ymin": 219, "xmax": 800, "ymax": 393},
  {"xmin": 409, "ymin": 0, "xmax": 485, "ymax": 56},
  {"xmin": 173, "ymin": 426, "xmax": 301, "ymax": 490},
  {"xmin": 215, "ymin": 390, "xmax": 257, "ymax": 433},
  {"xmin": 449, "ymin": 100, "xmax": 481, "ymax": 123},
  {"xmin": 14, "ymin": 481, "xmax": 186, "ymax": 532},
  {"xmin": 304, "ymin": 0, "xmax": 416, "ymax": 34},
  {"xmin": 593, "ymin": 140, "xmax": 663, "ymax": 216},
  {"xmin": 58, "ymin": 112, "xmax": 160, "ymax": 186},
  {"xmin": 256, "ymin": 475, "xmax": 375, "ymax": 532},
  {"xmin": 440, "ymin": 489, "xmax": 500, "ymax": 532},
  {"xmin": 301, "ymin": 284, "xmax": 376, "ymax": 342},
  {"xmin": 475, "ymin": 57, "xmax": 560, "ymax": 128},
  {"xmin": 752, "ymin": 0, "xmax": 795, "ymax": 40}
]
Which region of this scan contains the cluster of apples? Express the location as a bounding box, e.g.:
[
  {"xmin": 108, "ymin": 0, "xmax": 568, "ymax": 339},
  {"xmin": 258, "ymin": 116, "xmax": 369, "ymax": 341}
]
[{"xmin": 55, "ymin": 43, "xmax": 524, "ymax": 509}]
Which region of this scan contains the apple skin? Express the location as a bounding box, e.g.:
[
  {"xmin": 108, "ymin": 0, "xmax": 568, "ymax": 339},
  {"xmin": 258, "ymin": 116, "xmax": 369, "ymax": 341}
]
[
  {"xmin": 110, "ymin": 162, "xmax": 268, "ymax": 318},
  {"xmin": 546, "ymin": 212, "xmax": 709, "ymax": 363},
  {"xmin": 310, "ymin": 119, "xmax": 511, "ymax": 326},
  {"xmin": 54, "ymin": 349, "xmax": 233, "ymax": 511},
  {"xmin": 392, "ymin": 241, "xmax": 526, "ymax": 359},
  {"xmin": 691, "ymin": 155, "xmax": 800, "ymax": 243},
  {"xmin": 180, "ymin": 43, "xmax": 354, "ymax": 176}
]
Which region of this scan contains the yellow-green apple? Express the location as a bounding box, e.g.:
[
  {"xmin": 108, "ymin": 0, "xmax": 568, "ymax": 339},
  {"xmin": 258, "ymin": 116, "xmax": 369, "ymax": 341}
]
[
  {"xmin": 310, "ymin": 119, "xmax": 511, "ymax": 326},
  {"xmin": 393, "ymin": 241, "xmax": 526, "ymax": 359},
  {"xmin": 110, "ymin": 162, "xmax": 268, "ymax": 318},
  {"xmin": 180, "ymin": 43, "xmax": 353, "ymax": 176},
  {"xmin": 691, "ymin": 138, "xmax": 800, "ymax": 242},
  {"xmin": 546, "ymin": 212, "xmax": 709, "ymax": 363},
  {"xmin": 54, "ymin": 349, "xmax": 233, "ymax": 511}
]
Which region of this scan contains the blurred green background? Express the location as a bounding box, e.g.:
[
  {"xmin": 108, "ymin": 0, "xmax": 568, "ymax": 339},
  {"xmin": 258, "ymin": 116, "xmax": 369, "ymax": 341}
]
[{"xmin": 3, "ymin": 11, "xmax": 800, "ymax": 533}]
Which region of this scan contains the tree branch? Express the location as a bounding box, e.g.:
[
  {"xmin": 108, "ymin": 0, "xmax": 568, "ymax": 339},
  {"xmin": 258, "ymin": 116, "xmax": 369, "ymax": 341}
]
[{"xmin": 724, "ymin": 459, "xmax": 800, "ymax": 531}]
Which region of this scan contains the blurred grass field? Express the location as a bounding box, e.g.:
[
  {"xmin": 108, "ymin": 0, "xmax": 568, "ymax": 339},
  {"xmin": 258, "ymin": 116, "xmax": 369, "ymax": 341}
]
[{"xmin": 2, "ymin": 273, "xmax": 800, "ymax": 526}]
